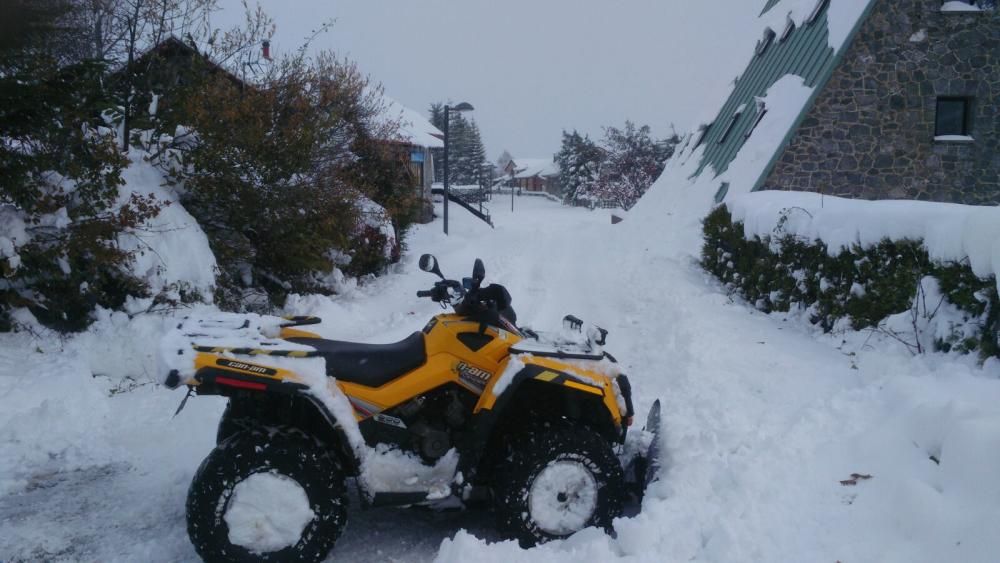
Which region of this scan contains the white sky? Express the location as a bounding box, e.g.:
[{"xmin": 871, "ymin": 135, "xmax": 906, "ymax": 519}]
[{"xmin": 215, "ymin": 0, "xmax": 764, "ymax": 160}]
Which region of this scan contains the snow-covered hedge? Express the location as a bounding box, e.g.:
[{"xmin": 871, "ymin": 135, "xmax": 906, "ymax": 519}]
[{"xmin": 702, "ymin": 192, "xmax": 999, "ymax": 359}]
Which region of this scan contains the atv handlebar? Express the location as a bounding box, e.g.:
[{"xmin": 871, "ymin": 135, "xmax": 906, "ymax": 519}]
[
  {"xmin": 416, "ymin": 279, "xmax": 465, "ymax": 304},
  {"xmin": 416, "ymin": 257, "xmax": 519, "ymax": 332}
]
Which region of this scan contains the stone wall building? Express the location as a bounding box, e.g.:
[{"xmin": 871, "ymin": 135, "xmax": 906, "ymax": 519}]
[{"xmin": 689, "ymin": 0, "xmax": 999, "ymax": 206}]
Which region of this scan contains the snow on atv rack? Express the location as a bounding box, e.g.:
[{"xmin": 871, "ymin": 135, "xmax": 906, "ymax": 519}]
[
  {"xmin": 160, "ymin": 313, "xmax": 324, "ymax": 388},
  {"xmin": 511, "ymin": 314, "xmax": 614, "ymax": 362}
]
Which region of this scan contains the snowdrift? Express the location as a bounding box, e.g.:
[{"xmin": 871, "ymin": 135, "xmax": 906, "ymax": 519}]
[{"xmin": 118, "ymin": 154, "xmax": 217, "ymax": 298}]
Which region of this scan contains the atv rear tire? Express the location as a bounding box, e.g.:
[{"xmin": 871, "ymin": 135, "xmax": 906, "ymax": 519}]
[
  {"xmin": 187, "ymin": 426, "xmax": 348, "ymax": 562},
  {"xmin": 494, "ymin": 424, "xmax": 624, "ymax": 547},
  {"xmin": 215, "ymin": 401, "xmax": 254, "ymax": 445}
]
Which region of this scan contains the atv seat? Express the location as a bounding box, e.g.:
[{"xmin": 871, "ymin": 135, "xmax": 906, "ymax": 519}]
[{"xmin": 287, "ymin": 332, "xmax": 427, "ymax": 388}]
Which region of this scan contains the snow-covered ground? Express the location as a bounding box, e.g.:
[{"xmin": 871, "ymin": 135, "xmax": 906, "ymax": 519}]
[{"xmin": 2, "ymin": 194, "xmax": 999, "ymax": 562}]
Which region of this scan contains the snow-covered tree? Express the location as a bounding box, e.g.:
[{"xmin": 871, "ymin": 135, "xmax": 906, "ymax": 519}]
[
  {"xmin": 554, "ymin": 130, "xmax": 604, "ymax": 203},
  {"xmin": 0, "ymin": 1, "xmax": 163, "ymax": 330},
  {"xmin": 427, "ymin": 102, "xmax": 488, "ymax": 185},
  {"xmin": 496, "ymin": 150, "xmax": 513, "ymax": 175},
  {"xmin": 589, "ymin": 121, "xmax": 671, "ymax": 211}
]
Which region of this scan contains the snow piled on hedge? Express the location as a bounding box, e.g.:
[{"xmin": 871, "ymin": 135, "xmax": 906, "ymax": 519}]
[{"xmin": 727, "ymin": 190, "xmax": 1000, "ymax": 291}]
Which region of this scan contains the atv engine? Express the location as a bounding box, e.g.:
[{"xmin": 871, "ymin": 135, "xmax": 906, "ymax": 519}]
[{"xmin": 393, "ymin": 387, "xmax": 475, "ymax": 462}]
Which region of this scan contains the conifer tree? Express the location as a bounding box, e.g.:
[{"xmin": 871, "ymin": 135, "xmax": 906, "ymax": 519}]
[
  {"xmin": 427, "ymin": 102, "xmax": 488, "ymax": 185},
  {"xmin": 554, "ymin": 130, "xmax": 604, "ymax": 203}
]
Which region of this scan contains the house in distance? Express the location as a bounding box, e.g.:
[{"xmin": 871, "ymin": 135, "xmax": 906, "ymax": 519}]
[{"xmin": 502, "ymin": 158, "xmax": 560, "ymax": 194}]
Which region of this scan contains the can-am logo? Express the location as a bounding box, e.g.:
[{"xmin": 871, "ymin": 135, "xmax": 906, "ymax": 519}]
[
  {"xmin": 217, "ymin": 359, "xmax": 276, "ymax": 376},
  {"xmin": 456, "ymin": 361, "xmax": 491, "ymax": 392}
]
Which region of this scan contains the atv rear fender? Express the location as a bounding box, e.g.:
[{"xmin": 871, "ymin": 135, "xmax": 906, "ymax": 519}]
[{"xmin": 172, "ymin": 359, "xmax": 361, "ymax": 475}]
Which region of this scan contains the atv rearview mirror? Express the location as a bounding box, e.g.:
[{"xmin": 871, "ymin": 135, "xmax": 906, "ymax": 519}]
[
  {"xmin": 472, "ymin": 259, "xmax": 485, "ymax": 286},
  {"xmin": 419, "ymin": 254, "xmax": 444, "ymax": 279}
]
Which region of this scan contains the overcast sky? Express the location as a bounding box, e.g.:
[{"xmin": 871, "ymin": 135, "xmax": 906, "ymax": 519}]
[{"xmin": 216, "ymin": 1, "xmax": 764, "ymax": 160}]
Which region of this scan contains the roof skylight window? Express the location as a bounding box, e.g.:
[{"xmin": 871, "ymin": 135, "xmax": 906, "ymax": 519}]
[
  {"xmin": 756, "ymin": 28, "xmax": 777, "ymax": 56},
  {"xmin": 780, "ymin": 16, "xmax": 796, "ymax": 42},
  {"xmin": 807, "ymin": 0, "xmax": 830, "ymax": 25},
  {"xmin": 717, "ymin": 104, "xmax": 745, "ymax": 144},
  {"xmin": 744, "ymin": 99, "xmax": 768, "ymax": 140}
]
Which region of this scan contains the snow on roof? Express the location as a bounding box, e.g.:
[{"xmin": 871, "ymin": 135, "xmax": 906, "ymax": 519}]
[
  {"xmin": 511, "ymin": 158, "xmax": 559, "ymax": 179},
  {"xmin": 758, "ymin": 0, "xmax": 874, "ymax": 51},
  {"xmin": 375, "ymin": 95, "xmax": 444, "ymax": 149}
]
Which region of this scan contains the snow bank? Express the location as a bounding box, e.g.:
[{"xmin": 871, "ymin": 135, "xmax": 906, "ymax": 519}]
[
  {"xmin": 117, "ymin": 154, "xmax": 217, "ymax": 297},
  {"xmin": 727, "ymin": 190, "xmax": 1000, "ymax": 291}
]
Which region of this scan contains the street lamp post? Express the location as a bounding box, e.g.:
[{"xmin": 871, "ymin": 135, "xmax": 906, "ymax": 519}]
[
  {"xmin": 510, "ymin": 169, "xmax": 515, "ymax": 212},
  {"xmin": 443, "ymin": 102, "xmax": 475, "ymax": 235}
]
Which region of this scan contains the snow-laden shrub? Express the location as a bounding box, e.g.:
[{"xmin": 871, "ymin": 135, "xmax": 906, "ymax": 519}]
[
  {"xmin": 1, "ymin": 17, "xmax": 164, "ymax": 332},
  {"xmin": 702, "ymin": 205, "xmax": 999, "ymax": 360},
  {"xmin": 168, "ymin": 53, "xmax": 415, "ymax": 311}
]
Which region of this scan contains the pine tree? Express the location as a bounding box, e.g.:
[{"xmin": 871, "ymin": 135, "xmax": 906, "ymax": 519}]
[
  {"xmin": 428, "ymin": 102, "xmax": 445, "ymax": 182},
  {"xmin": 427, "ymin": 102, "xmax": 488, "ymax": 185},
  {"xmin": 554, "ymin": 130, "xmax": 604, "ymax": 203}
]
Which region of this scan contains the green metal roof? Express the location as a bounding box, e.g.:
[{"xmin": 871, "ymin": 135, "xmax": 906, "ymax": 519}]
[
  {"xmin": 694, "ymin": 3, "xmax": 836, "ymax": 178},
  {"xmin": 760, "ymin": 0, "xmax": 783, "ymax": 17}
]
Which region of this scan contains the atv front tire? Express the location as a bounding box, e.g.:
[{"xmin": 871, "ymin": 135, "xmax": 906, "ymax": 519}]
[
  {"xmin": 494, "ymin": 424, "xmax": 624, "ymax": 547},
  {"xmin": 187, "ymin": 426, "xmax": 348, "ymax": 562}
]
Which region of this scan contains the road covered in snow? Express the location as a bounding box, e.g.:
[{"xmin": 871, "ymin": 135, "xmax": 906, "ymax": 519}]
[{"xmin": 2, "ymin": 194, "xmax": 999, "ymax": 562}]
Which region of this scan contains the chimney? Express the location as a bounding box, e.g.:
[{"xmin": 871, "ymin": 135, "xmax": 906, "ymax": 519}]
[{"xmin": 262, "ymin": 40, "xmax": 271, "ymax": 61}]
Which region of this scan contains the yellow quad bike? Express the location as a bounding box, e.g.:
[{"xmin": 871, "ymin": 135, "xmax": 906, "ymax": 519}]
[{"xmin": 163, "ymin": 254, "xmax": 661, "ymax": 562}]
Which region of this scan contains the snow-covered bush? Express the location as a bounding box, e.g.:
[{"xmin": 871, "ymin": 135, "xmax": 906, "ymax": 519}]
[
  {"xmin": 0, "ymin": 12, "xmax": 164, "ymax": 331},
  {"xmin": 702, "ymin": 205, "xmax": 999, "ymax": 360},
  {"xmin": 570, "ymin": 121, "xmax": 677, "ymax": 211},
  {"xmin": 168, "ymin": 52, "xmax": 414, "ymax": 310}
]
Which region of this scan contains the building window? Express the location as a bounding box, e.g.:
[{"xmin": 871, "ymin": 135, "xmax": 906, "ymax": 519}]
[
  {"xmin": 717, "ymin": 104, "xmax": 745, "ymax": 144},
  {"xmin": 935, "ymin": 97, "xmax": 972, "ymax": 138},
  {"xmin": 744, "ymin": 99, "xmax": 768, "ymax": 140},
  {"xmin": 807, "ymin": 0, "xmax": 830, "ymax": 24}
]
